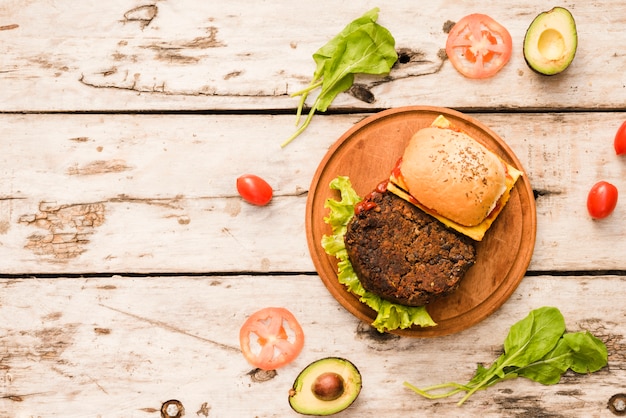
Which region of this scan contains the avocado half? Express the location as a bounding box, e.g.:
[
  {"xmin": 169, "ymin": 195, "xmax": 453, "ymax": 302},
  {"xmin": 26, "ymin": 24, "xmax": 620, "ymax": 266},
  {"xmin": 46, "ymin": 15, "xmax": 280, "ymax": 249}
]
[
  {"xmin": 523, "ymin": 7, "xmax": 578, "ymax": 75},
  {"xmin": 288, "ymin": 357, "xmax": 362, "ymax": 416}
]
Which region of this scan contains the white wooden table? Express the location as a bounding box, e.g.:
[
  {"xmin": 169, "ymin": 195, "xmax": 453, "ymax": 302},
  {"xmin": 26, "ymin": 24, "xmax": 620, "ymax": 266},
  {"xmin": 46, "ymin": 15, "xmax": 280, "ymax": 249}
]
[{"xmin": 2, "ymin": 1, "xmax": 626, "ymax": 417}]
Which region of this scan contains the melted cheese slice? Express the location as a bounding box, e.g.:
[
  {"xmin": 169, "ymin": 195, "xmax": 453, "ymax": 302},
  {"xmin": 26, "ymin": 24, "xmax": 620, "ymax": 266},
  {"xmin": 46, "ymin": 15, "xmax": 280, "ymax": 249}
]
[{"xmin": 388, "ymin": 116, "xmax": 522, "ymax": 241}]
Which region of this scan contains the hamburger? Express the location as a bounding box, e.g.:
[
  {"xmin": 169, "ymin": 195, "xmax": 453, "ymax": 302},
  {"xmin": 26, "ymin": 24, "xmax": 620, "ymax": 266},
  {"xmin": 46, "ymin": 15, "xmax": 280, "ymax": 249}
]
[
  {"xmin": 387, "ymin": 115, "xmax": 523, "ymax": 241},
  {"xmin": 321, "ymin": 115, "xmax": 522, "ymax": 332}
]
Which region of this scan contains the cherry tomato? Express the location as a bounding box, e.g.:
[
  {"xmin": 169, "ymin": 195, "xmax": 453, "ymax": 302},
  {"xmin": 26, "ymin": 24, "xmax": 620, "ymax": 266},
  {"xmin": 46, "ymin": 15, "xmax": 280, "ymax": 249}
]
[
  {"xmin": 587, "ymin": 181, "xmax": 618, "ymax": 219},
  {"xmin": 445, "ymin": 14, "xmax": 513, "ymax": 79},
  {"xmin": 239, "ymin": 307, "xmax": 304, "ymax": 370},
  {"xmin": 614, "ymin": 121, "xmax": 626, "ymax": 155},
  {"xmin": 236, "ymin": 174, "xmax": 273, "ymax": 206}
]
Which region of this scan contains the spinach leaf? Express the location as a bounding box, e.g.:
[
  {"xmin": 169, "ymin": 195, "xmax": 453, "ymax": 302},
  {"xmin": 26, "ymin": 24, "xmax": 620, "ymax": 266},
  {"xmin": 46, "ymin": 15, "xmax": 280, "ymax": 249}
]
[
  {"xmin": 514, "ymin": 331, "xmax": 607, "ymax": 385},
  {"xmin": 312, "ymin": 8, "xmax": 380, "ymax": 81},
  {"xmin": 562, "ymin": 331, "xmax": 608, "ymax": 373},
  {"xmin": 404, "ymin": 306, "xmax": 609, "ymax": 406},
  {"xmin": 514, "ymin": 338, "xmax": 573, "ymax": 384},
  {"xmin": 501, "ymin": 306, "xmax": 566, "ymax": 368},
  {"xmin": 282, "ymin": 8, "xmax": 397, "ymax": 147}
]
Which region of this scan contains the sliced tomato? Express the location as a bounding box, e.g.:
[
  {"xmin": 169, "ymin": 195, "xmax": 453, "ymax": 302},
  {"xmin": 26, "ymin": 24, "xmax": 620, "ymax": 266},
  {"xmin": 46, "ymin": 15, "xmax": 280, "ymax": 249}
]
[
  {"xmin": 446, "ymin": 14, "xmax": 513, "ymax": 79},
  {"xmin": 239, "ymin": 307, "xmax": 304, "ymax": 370}
]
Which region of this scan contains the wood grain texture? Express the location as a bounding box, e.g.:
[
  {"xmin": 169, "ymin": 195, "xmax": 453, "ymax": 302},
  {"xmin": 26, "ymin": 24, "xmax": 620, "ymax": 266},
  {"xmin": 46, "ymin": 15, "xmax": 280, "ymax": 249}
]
[
  {"xmin": 1, "ymin": 112, "xmax": 625, "ymax": 274},
  {"xmin": 0, "ymin": 274, "xmax": 624, "ymax": 417},
  {"xmin": 2, "ymin": 1, "xmax": 626, "ymax": 416},
  {"xmin": 2, "ymin": 0, "xmax": 626, "ymax": 111}
]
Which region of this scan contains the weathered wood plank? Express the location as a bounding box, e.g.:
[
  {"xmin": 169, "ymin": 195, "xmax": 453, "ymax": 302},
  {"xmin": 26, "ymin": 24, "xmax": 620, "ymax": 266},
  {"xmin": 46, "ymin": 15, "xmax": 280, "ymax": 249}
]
[
  {"xmin": 0, "ymin": 274, "xmax": 624, "ymax": 417},
  {"xmin": 3, "ymin": 2, "xmax": 624, "ymax": 418},
  {"xmin": 1, "ymin": 112, "xmax": 626, "ymax": 274},
  {"xmin": 2, "ymin": 0, "xmax": 626, "ymax": 112}
]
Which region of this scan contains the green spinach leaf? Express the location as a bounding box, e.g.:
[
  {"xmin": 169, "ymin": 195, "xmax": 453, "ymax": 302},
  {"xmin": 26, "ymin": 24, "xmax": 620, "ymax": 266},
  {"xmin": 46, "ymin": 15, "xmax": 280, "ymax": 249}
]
[
  {"xmin": 562, "ymin": 331, "xmax": 608, "ymax": 373},
  {"xmin": 312, "ymin": 8, "xmax": 380, "ymax": 82},
  {"xmin": 514, "ymin": 338, "xmax": 573, "ymax": 384},
  {"xmin": 514, "ymin": 331, "xmax": 608, "ymax": 385},
  {"xmin": 282, "ymin": 8, "xmax": 397, "ymax": 147},
  {"xmin": 404, "ymin": 306, "xmax": 609, "ymax": 406},
  {"xmin": 501, "ymin": 306, "xmax": 566, "ymax": 368}
]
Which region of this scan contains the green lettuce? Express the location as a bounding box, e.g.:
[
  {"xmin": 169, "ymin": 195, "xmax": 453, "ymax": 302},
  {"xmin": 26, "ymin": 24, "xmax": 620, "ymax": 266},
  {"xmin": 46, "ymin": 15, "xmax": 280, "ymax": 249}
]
[{"xmin": 321, "ymin": 176, "xmax": 437, "ymax": 333}]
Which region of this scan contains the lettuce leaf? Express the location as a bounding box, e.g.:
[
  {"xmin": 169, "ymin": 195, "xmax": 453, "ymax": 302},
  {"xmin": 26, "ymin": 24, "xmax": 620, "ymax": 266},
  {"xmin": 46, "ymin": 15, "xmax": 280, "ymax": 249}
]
[{"xmin": 321, "ymin": 176, "xmax": 437, "ymax": 333}]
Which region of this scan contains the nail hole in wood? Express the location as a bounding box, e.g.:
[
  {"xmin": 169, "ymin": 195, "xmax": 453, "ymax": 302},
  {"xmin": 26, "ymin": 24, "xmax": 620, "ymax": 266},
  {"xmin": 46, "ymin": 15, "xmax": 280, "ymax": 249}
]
[
  {"xmin": 398, "ymin": 53, "xmax": 411, "ymax": 64},
  {"xmin": 161, "ymin": 399, "xmax": 184, "ymax": 418},
  {"xmin": 609, "ymin": 393, "xmax": 626, "ymax": 416}
]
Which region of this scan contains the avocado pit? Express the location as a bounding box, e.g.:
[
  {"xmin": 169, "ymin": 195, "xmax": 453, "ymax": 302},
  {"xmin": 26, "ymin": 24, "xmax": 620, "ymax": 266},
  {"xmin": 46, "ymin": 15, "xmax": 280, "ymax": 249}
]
[{"xmin": 313, "ymin": 372, "xmax": 345, "ymax": 401}]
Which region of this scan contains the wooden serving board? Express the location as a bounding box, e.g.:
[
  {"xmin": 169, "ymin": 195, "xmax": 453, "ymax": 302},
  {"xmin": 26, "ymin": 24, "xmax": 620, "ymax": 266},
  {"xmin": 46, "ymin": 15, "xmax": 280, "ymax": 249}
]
[{"xmin": 305, "ymin": 106, "xmax": 537, "ymax": 337}]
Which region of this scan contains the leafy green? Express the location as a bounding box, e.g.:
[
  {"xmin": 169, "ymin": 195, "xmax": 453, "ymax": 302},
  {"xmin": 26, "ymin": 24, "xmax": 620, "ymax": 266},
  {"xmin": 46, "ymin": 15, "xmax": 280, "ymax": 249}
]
[
  {"xmin": 321, "ymin": 176, "xmax": 436, "ymax": 333},
  {"xmin": 281, "ymin": 8, "xmax": 398, "ymax": 147},
  {"xmin": 404, "ymin": 306, "xmax": 608, "ymax": 405}
]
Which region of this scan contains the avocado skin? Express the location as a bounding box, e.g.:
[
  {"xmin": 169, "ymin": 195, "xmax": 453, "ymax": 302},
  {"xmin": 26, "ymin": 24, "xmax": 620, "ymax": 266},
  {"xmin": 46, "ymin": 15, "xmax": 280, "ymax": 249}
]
[
  {"xmin": 523, "ymin": 7, "xmax": 578, "ymax": 76},
  {"xmin": 288, "ymin": 357, "xmax": 362, "ymax": 416}
]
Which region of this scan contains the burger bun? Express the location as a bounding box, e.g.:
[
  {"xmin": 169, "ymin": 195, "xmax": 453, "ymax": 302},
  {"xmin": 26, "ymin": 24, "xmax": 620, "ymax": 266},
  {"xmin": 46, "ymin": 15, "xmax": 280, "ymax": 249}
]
[{"xmin": 400, "ymin": 127, "xmax": 508, "ymax": 227}]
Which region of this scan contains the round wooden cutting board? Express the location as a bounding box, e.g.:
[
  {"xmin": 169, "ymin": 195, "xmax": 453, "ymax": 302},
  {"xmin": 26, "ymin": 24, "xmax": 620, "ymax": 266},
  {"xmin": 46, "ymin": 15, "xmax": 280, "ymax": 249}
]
[{"xmin": 305, "ymin": 106, "xmax": 537, "ymax": 337}]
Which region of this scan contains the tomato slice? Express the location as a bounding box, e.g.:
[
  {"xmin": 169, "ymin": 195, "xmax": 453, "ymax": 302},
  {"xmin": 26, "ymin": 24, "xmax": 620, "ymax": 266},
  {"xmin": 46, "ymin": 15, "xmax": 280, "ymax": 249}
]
[
  {"xmin": 587, "ymin": 181, "xmax": 618, "ymax": 219},
  {"xmin": 446, "ymin": 14, "xmax": 513, "ymax": 79},
  {"xmin": 239, "ymin": 307, "xmax": 304, "ymax": 370}
]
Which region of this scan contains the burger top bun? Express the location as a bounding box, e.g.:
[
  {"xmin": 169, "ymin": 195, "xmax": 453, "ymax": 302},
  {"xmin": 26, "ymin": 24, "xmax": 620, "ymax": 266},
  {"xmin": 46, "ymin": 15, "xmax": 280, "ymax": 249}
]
[{"xmin": 400, "ymin": 126, "xmax": 508, "ymax": 227}]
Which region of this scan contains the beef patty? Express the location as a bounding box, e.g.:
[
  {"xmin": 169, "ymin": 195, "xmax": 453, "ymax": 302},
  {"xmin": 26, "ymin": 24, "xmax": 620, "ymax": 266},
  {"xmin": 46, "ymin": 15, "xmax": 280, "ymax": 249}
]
[{"xmin": 344, "ymin": 189, "xmax": 476, "ymax": 306}]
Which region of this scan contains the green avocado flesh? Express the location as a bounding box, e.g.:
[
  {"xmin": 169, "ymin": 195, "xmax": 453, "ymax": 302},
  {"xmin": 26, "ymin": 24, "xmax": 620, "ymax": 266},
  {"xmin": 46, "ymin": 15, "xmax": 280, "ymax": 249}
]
[
  {"xmin": 288, "ymin": 357, "xmax": 362, "ymax": 416},
  {"xmin": 523, "ymin": 7, "xmax": 577, "ymax": 75}
]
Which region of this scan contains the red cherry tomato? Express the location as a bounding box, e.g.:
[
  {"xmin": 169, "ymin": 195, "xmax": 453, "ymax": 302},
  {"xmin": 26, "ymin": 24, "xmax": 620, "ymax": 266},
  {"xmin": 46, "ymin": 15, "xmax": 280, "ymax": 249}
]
[
  {"xmin": 445, "ymin": 14, "xmax": 513, "ymax": 79},
  {"xmin": 239, "ymin": 307, "xmax": 304, "ymax": 370},
  {"xmin": 587, "ymin": 181, "xmax": 618, "ymax": 219},
  {"xmin": 614, "ymin": 121, "xmax": 626, "ymax": 155},
  {"xmin": 236, "ymin": 174, "xmax": 273, "ymax": 206}
]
